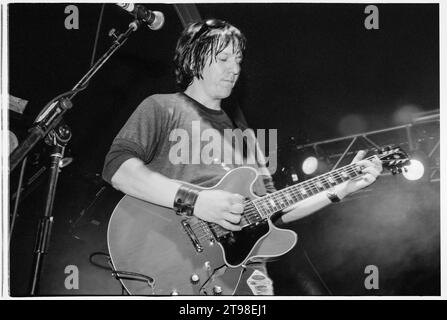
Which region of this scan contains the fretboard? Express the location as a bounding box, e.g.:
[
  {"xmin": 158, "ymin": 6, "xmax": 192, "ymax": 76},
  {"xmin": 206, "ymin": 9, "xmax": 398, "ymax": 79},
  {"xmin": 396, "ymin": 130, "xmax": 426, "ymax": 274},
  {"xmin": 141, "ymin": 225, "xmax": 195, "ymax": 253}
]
[{"xmin": 252, "ymin": 156, "xmax": 375, "ymax": 218}]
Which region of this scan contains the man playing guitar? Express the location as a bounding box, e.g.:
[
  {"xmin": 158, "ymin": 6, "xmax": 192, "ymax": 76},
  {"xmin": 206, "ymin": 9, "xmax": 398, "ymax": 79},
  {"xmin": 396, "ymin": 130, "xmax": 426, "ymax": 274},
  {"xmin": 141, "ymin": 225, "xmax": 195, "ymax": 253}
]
[{"xmin": 102, "ymin": 18, "xmax": 383, "ymax": 295}]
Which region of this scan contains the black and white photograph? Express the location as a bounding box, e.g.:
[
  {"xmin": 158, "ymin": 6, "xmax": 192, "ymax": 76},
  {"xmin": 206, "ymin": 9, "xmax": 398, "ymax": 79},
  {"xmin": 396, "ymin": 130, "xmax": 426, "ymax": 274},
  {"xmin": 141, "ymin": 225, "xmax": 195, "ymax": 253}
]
[{"xmin": 3, "ymin": 1, "xmax": 442, "ymax": 298}]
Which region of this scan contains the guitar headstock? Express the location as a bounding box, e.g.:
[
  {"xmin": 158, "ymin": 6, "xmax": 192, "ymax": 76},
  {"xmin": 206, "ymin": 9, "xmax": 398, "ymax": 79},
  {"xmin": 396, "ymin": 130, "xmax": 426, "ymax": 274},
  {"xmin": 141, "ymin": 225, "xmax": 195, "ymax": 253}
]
[{"xmin": 376, "ymin": 145, "xmax": 411, "ymax": 175}]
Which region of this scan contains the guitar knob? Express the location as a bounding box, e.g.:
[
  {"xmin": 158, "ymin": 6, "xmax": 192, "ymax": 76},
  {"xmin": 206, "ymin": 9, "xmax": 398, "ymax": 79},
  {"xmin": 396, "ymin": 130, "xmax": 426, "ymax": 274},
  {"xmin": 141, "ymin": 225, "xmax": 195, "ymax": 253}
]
[
  {"xmin": 213, "ymin": 285, "xmax": 222, "ymax": 295},
  {"xmin": 171, "ymin": 289, "xmax": 179, "ymax": 295},
  {"xmin": 190, "ymin": 274, "xmax": 200, "ymax": 284}
]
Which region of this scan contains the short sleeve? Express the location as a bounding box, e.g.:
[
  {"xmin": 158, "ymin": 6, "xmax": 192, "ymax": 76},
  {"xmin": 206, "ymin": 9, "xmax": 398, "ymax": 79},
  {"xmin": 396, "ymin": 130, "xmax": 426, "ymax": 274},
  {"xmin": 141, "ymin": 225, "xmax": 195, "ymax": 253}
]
[{"xmin": 102, "ymin": 96, "xmax": 167, "ymax": 184}]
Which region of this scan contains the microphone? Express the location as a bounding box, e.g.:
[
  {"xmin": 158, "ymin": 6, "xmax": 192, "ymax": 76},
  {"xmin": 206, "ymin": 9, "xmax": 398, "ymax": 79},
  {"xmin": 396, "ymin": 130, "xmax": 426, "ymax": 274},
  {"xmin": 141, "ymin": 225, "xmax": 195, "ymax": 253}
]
[{"xmin": 116, "ymin": 3, "xmax": 165, "ymax": 30}]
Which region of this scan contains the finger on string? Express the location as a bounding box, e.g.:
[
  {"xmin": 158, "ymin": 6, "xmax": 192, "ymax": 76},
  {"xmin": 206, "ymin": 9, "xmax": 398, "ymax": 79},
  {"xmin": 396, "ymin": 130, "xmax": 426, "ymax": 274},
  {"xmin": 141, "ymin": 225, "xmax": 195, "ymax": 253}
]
[
  {"xmin": 221, "ymin": 220, "xmax": 242, "ymax": 231},
  {"xmin": 371, "ymin": 157, "xmax": 383, "ymax": 168},
  {"xmin": 231, "ymin": 193, "xmax": 245, "ymax": 204},
  {"xmin": 230, "ymin": 203, "xmax": 244, "ymax": 214},
  {"xmin": 354, "ymin": 159, "xmax": 373, "ymax": 168},
  {"xmin": 225, "ymin": 212, "xmax": 242, "ymax": 224},
  {"xmin": 351, "ymin": 150, "xmax": 367, "ymax": 164},
  {"xmin": 361, "ymin": 166, "xmax": 381, "ymax": 177}
]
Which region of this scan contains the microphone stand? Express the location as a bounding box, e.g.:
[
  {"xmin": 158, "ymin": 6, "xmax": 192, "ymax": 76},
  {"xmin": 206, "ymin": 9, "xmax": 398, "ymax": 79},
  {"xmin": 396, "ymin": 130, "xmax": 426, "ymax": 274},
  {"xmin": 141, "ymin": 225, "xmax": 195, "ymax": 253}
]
[
  {"xmin": 9, "ymin": 19, "xmax": 143, "ymax": 296},
  {"xmin": 10, "ymin": 20, "xmax": 141, "ymax": 171}
]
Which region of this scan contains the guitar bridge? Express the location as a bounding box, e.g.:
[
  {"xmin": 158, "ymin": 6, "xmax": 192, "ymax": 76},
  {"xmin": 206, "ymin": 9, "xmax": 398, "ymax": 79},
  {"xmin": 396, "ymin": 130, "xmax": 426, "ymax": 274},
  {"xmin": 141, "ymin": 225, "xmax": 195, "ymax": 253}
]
[{"xmin": 182, "ymin": 220, "xmax": 203, "ymax": 253}]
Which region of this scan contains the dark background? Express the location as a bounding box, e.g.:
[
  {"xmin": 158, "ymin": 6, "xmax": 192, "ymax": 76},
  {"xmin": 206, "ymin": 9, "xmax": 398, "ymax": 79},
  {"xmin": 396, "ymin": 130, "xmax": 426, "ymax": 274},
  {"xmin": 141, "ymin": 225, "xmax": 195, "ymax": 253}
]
[{"xmin": 8, "ymin": 3, "xmax": 439, "ymax": 296}]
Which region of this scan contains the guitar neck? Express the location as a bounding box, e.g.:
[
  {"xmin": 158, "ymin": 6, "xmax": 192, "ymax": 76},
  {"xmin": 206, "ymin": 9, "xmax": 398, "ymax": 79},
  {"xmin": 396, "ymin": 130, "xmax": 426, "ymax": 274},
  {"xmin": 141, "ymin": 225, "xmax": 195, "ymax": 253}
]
[{"xmin": 253, "ymin": 156, "xmax": 376, "ymax": 218}]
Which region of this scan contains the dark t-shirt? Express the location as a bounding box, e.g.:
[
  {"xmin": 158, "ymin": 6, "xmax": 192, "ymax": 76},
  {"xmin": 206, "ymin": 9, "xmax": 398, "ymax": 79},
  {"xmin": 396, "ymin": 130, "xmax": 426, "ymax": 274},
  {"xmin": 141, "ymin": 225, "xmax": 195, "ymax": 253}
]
[
  {"xmin": 102, "ymin": 92, "xmax": 278, "ymax": 295},
  {"xmin": 102, "ymin": 92, "xmax": 275, "ymax": 195}
]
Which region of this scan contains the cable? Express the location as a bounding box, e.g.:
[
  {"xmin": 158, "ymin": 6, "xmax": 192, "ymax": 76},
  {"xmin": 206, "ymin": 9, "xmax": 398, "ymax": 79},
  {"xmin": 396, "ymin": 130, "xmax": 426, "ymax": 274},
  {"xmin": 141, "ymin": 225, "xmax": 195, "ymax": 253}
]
[{"xmin": 301, "ymin": 246, "xmax": 333, "ymax": 295}]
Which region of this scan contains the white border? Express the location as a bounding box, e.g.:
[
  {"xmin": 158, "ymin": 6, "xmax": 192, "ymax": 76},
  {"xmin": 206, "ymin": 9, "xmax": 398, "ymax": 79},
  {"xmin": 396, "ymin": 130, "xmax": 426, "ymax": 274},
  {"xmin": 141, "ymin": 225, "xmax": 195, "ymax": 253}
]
[{"xmin": 0, "ymin": 0, "xmax": 445, "ymax": 301}]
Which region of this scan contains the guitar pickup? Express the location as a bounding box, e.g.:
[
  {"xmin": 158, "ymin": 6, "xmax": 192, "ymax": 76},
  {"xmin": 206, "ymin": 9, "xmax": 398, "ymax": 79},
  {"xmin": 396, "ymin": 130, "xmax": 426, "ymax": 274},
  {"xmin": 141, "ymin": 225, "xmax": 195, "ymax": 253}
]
[{"xmin": 182, "ymin": 220, "xmax": 204, "ymax": 253}]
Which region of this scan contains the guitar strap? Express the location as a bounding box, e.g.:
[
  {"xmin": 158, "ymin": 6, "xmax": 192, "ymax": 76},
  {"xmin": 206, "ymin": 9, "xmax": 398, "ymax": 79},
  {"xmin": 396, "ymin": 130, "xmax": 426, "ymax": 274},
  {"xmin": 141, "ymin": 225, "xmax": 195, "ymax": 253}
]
[{"xmin": 223, "ymin": 101, "xmax": 274, "ymax": 196}]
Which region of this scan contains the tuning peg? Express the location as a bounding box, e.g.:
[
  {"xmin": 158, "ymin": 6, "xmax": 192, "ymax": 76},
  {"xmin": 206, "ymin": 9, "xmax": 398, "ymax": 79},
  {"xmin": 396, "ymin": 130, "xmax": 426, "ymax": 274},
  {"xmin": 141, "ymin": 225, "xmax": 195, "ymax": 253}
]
[{"xmin": 108, "ymin": 28, "xmax": 119, "ymax": 40}]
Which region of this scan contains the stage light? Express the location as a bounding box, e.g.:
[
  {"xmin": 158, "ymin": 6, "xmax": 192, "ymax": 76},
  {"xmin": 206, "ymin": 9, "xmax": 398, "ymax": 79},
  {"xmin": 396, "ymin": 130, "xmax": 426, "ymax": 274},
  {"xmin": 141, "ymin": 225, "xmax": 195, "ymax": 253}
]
[
  {"xmin": 393, "ymin": 104, "xmax": 422, "ymax": 124},
  {"xmin": 402, "ymin": 159, "xmax": 425, "ymax": 181},
  {"xmin": 302, "ymin": 156, "xmax": 318, "ymax": 175}
]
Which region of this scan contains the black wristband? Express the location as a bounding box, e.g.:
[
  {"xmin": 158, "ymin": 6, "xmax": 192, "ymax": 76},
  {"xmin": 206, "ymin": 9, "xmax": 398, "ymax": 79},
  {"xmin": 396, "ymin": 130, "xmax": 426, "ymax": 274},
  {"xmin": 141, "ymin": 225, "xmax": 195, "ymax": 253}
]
[
  {"xmin": 173, "ymin": 185, "xmax": 201, "ymax": 217},
  {"xmin": 327, "ymin": 191, "xmax": 341, "ymax": 203}
]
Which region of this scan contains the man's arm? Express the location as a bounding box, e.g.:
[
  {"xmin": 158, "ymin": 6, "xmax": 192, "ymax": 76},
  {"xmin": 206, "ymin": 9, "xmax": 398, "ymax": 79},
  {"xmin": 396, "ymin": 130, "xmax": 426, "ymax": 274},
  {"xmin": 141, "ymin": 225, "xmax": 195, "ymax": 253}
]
[
  {"xmin": 111, "ymin": 157, "xmax": 181, "ymax": 208},
  {"xmin": 278, "ymin": 191, "xmax": 338, "ymax": 224},
  {"xmin": 110, "ymin": 157, "xmax": 246, "ymax": 231},
  {"xmin": 277, "ymin": 150, "xmax": 383, "ymax": 224}
]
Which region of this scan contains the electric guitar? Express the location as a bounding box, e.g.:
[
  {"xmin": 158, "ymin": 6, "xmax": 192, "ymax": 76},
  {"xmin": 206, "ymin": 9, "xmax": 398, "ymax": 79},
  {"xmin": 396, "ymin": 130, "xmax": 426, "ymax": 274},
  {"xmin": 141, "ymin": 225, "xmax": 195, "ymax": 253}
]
[{"xmin": 107, "ymin": 146, "xmax": 409, "ymax": 295}]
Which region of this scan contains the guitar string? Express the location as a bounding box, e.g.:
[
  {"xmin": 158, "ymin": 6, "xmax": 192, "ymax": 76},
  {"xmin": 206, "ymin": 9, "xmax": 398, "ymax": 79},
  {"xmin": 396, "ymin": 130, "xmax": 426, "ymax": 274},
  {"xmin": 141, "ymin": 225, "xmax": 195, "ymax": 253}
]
[
  {"xmin": 189, "ymin": 201, "xmax": 260, "ymax": 235},
  {"xmin": 190, "ymin": 205, "xmax": 262, "ymax": 239},
  {"xmin": 188, "ymin": 155, "xmax": 400, "ymax": 236},
  {"xmin": 257, "ymin": 157, "xmax": 402, "ymax": 218},
  {"xmin": 188, "ymin": 163, "xmax": 365, "ymax": 235},
  {"xmin": 253, "ymin": 161, "xmax": 371, "ymax": 218},
  {"xmin": 256, "ymin": 156, "xmax": 400, "ymax": 218},
  {"xmin": 189, "ymin": 163, "xmax": 364, "ymax": 236},
  {"xmin": 191, "ymin": 156, "xmax": 396, "ymax": 240},
  {"xmin": 254, "ymin": 168, "xmax": 357, "ymax": 217}
]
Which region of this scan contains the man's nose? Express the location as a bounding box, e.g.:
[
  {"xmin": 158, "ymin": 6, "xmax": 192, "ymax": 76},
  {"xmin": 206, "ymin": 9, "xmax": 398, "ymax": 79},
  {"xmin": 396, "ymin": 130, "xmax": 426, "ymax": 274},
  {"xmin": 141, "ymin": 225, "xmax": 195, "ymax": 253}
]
[{"xmin": 229, "ymin": 61, "xmax": 241, "ymax": 75}]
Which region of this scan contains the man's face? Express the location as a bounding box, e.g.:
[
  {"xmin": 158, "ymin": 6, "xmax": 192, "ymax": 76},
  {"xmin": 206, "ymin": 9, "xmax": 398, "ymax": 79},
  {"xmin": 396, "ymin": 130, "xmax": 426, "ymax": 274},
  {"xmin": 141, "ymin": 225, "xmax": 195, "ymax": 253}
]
[{"xmin": 196, "ymin": 43, "xmax": 242, "ymax": 101}]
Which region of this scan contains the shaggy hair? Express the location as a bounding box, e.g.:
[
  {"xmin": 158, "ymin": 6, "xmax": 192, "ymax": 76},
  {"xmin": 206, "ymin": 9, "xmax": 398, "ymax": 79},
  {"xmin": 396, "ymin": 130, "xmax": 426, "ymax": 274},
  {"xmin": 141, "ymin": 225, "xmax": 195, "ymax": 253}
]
[{"xmin": 173, "ymin": 19, "xmax": 246, "ymax": 90}]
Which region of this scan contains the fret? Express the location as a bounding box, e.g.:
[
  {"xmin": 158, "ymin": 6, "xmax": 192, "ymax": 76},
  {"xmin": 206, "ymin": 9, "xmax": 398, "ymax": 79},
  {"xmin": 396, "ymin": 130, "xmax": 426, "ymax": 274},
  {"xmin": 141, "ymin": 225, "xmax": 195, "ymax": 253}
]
[
  {"xmin": 298, "ymin": 186, "xmax": 308, "ymax": 197},
  {"xmin": 281, "ymin": 193, "xmax": 290, "ymax": 208},
  {"xmin": 260, "ymin": 201, "xmax": 273, "ymax": 216},
  {"xmin": 347, "ymin": 168, "xmax": 358, "ymax": 178},
  {"xmin": 315, "ymin": 179, "xmax": 324, "ymax": 190},
  {"xmin": 307, "ymin": 182, "xmax": 318, "ymax": 195},
  {"xmin": 292, "ymin": 190, "xmax": 301, "ymax": 202},
  {"xmin": 251, "ymin": 160, "xmax": 372, "ymax": 221},
  {"xmin": 288, "ymin": 189, "xmax": 300, "ymax": 203},
  {"xmin": 327, "ymin": 174, "xmax": 337, "ymax": 185},
  {"xmin": 272, "ymin": 195, "xmax": 283, "ymax": 210},
  {"xmin": 266, "ymin": 197, "xmax": 279, "ymax": 211},
  {"xmin": 348, "ymin": 170, "xmax": 357, "ymax": 179},
  {"xmin": 274, "ymin": 193, "xmax": 286, "ymax": 208},
  {"xmin": 333, "ymin": 171, "xmax": 345, "ymax": 184},
  {"xmin": 273, "ymin": 195, "xmax": 284, "ymax": 209},
  {"xmin": 340, "ymin": 170, "xmax": 350, "ymax": 180},
  {"xmin": 320, "ymin": 176, "xmax": 332, "ymax": 189},
  {"xmin": 284, "ymin": 191, "xmax": 295, "ymax": 206},
  {"xmin": 251, "ymin": 200, "xmax": 267, "ymax": 218},
  {"xmin": 282, "ymin": 191, "xmax": 291, "ymax": 206},
  {"xmin": 243, "ymin": 201, "xmax": 261, "ymax": 224}
]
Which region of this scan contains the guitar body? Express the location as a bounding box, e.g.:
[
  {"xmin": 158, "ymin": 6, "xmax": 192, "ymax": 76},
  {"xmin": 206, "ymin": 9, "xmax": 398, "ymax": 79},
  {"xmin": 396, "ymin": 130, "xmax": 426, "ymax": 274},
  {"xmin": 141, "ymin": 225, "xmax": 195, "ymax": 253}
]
[{"xmin": 107, "ymin": 166, "xmax": 298, "ymax": 295}]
